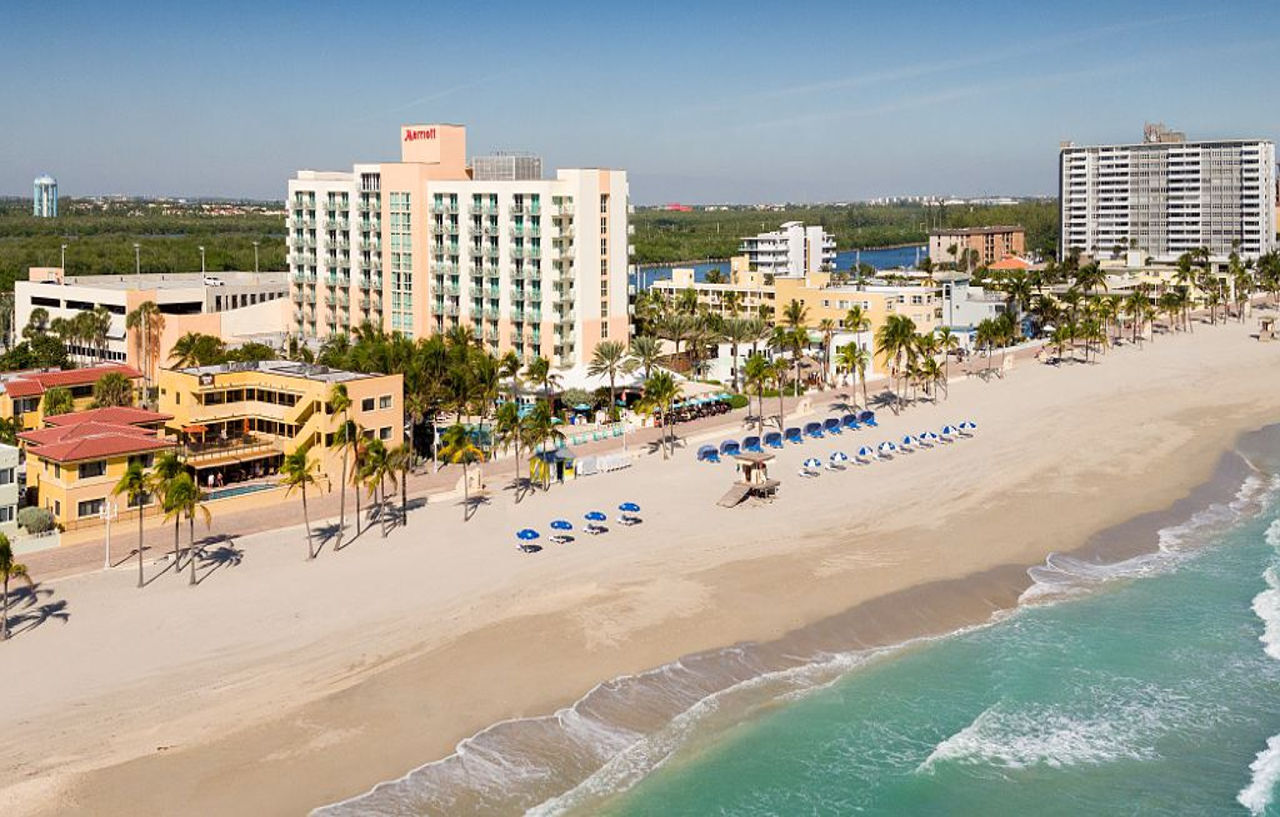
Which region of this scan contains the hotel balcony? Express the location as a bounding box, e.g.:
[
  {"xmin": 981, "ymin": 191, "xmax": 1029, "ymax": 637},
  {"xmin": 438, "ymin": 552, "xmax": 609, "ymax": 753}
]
[
  {"xmin": 441, "ymin": 283, "xmax": 461, "ymax": 298},
  {"xmin": 431, "ymin": 200, "xmax": 459, "ymax": 214},
  {"xmin": 553, "ymin": 203, "xmax": 574, "ymax": 217},
  {"xmin": 324, "ymin": 219, "xmax": 349, "ymax": 232},
  {"xmin": 511, "ymin": 225, "xmax": 541, "ymax": 238}
]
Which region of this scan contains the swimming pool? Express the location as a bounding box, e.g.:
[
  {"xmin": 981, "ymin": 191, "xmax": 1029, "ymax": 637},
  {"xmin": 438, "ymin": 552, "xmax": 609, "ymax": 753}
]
[{"xmin": 207, "ymin": 482, "xmax": 277, "ymax": 501}]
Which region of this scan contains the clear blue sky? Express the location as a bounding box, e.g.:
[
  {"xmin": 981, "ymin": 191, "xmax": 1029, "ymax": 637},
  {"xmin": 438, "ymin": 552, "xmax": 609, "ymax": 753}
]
[{"xmin": 2, "ymin": 0, "xmax": 1278, "ymax": 204}]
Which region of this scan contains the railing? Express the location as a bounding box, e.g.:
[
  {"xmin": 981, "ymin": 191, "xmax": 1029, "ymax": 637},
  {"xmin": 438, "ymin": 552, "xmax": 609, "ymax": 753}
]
[{"xmin": 180, "ymin": 435, "xmax": 281, "ymax": 464}]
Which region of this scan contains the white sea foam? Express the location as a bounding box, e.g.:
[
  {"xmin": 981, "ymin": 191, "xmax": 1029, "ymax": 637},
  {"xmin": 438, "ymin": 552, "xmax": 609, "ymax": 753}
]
[
  {"xmin": 1020, "ymin": 469, "xmax": 1279, "ymax": 606},
  {"xmin": 1238, "ymin": 733, "xmax": 1280, "ymax": 816}
]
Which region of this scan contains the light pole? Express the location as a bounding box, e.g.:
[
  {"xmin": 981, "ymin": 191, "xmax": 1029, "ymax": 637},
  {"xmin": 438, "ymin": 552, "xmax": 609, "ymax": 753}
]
[
  {"xmin": 199, "ymin": 245, "xmax": 206, "ymax": 275},
  {"xmin": 134, "ymin": 242, "xmax": 141, "ymax": 277},
  {"xmin": 252, "ymin": 241, "xmax": 260, "ymax": 273},
  {"xmin": 99, "ymin": 501, "xmax": 119, "ymax": 570},
  {"xmin": 60, "ymin": 243, "xmax": 67, "ymax": 270}
]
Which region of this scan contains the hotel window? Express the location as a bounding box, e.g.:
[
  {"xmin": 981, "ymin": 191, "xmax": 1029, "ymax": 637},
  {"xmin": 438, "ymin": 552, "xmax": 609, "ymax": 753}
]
[
  {"xmin": 78, "ymin": 498, "xmax": 105, "ymax": 518},
  {"xmin": 79, "ymin": 460, "xmax": 107, "ymax": 479},
  {"xmin": 127, "ymin": 491, "xmax": 152, "ymax": 509},
  {"xmin": 361, "ymin": 397, "xmax": 375, "ymax": 412},
  {"xmin": 0, "ymin": 506, "xmax": 13, "ymax": 523},
  {"xmin": 379, "ymin": 395, "xmax": 392, "ymax": 409},
  {"xmin": 53, "ymin": 463, "xmax": 61, "ymax": 479},
  {"xmin": 379, "ymin": 426, "xmax": 391, "ymax": 440},
  {"xmin": 0, "ymin": 468, "xmax": 12, "ymax": 485}
]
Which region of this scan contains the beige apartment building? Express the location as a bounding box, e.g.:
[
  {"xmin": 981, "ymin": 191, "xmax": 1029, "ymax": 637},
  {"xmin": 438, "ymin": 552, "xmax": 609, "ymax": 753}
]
[
  {"xmin": 649, "ymin": 256, "xmax": 774, "ymax": 318},
  {"xmin": 287, "ymin": 124, "xmax": 630, "ymax": 369},
  {"xmin": 928, "ymin": 226, "xmax": 1025, "ymax": 267}
]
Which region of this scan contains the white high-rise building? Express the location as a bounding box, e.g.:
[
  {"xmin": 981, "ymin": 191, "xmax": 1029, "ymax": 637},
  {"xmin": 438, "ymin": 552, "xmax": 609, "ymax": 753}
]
[
  {"xmin": 286, "ymin": 124, "xmax": 630, "ymax": 369},
  {"xmin": 738, "ymin": 221, "xmax": 836, "ymax": 278},
  {"xmin": 1059, "ymin": 125, "xmax": 1276, "ymax": 261}
]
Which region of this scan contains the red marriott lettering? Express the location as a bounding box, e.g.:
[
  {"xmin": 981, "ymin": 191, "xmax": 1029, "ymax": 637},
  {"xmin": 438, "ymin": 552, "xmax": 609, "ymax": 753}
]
[{"xmin": 404, "ymin": 128, "xmax": 437, "ymax": 142}]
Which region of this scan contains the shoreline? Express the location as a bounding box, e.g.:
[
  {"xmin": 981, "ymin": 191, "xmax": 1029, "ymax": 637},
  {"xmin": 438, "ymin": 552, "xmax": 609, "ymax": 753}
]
[{"xmin": 3, "ymin": 318, "xmax": 1279, "ymax": 816}]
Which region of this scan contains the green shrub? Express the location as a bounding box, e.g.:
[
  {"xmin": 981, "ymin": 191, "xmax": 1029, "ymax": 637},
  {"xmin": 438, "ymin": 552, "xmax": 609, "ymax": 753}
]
[
  {"xmin": 726, "ymin": 394, "xmax": 749, "ymax": 410},
  {"xmin": 18, "ymin": 506, "xmax": 54, "ymax": 534}
]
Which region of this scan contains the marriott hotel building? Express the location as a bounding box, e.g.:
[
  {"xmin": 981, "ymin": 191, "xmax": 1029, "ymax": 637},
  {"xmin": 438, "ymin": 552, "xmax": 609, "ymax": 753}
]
[
  {"xmin": 286, "ymin": 124, "xmax": 630, "ymax": 368},
  {"xmin": 1059, "ymin": 127, "xmax": 1276, "ymax": 262}
]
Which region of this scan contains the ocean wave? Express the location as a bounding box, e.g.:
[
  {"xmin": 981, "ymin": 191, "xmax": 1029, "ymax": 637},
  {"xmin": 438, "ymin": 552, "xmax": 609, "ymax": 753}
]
[
  {"xmin": 918, "ymin": 683, "xmax": 1190, "ymax": 773},
  {"xmin": 1238, "ymin": 733, "xmax": 1280, "ymax": 816},
  {"xmin": 1020, "ymin": 470, "xmax": 1279, "ymax": 606}
]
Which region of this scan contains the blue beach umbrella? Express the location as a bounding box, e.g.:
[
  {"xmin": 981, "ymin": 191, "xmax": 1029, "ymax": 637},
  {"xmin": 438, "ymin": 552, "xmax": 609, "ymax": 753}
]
[
  {"xmin": 619, "ymin": 502, "xmax": 641, "ymax": 513},
  {"xmin": 959, "ymin": 421, "xmax": 977, "ymax": 431},
  {"xmin": 857, "ymin": 446, "xmax": 875, "ymax": 459},
  {"xmin": 878, "ymin": 441, "xmax": 898, "ymax": 455},
  {"xmin": 902, "ymin": 434, "xmax": 919, "ymax": 447},
  {"xmin": 585, "ymin": 511, "xmax": 607, "ymax": 522},
  {"xmin": 516, "ymin": 528, "xmax": 540, "ymax": 541},
  {"xmin": 921, "ymin": 431, "xmax": 939, "ymax": 442},
  {"xmin": 550, "ymin": 519, "xmax": 573, "ymax": 531},
  {"xmin": 802, "ymin": 457, "xmax": 822, "ymax": 469},
  {"xmin": 940, "ymin": 424, "xmax": 957, "ymax": 437},
  {"xmin": 830, "ymin": 451, "xmax": 850, "ymax": 463}
]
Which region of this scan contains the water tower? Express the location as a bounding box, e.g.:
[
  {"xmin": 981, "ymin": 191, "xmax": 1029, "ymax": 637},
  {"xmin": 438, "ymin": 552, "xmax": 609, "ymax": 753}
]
[{"xmin": 33, "ymin": 174, "xmax": 58, "ymax": 218}]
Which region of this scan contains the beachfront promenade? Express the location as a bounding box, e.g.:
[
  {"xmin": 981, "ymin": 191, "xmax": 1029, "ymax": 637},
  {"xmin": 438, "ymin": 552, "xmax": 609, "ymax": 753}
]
[{"xmin": 3, "ymin": 315, "xmax": 1277, "ymax": 817}]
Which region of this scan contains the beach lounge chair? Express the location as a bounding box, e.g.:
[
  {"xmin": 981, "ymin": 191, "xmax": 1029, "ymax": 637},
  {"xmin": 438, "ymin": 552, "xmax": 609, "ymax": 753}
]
[
  {"xmin": 765, "ymin": 431, "xmax": 784, "ymax": 449},
  {"xmin": 841, "ymin": 413, "xmax": 861, "ymax": 430},
  {"xmin": 697, "ymin": 444, "xmax": 720, "ymax": 463},
  {"xmin": 784, "ymin": 427, "xmax": 804, "ymax": 444},
  {"xmin": 743, "ymin": 435, "xmax": 763, "ymax": 453},
  {"xmin": 823, "ymin": 417, "xmax": 843, "ymax": 435},
  {"xmin": 517, "ymin": 543, "xmax": 543, "ymax": 553},
  {"xmin": 617, "ymin": 515, "xmax": 641, "ymax": 526},
  {"xmin": 858, "ymin": 410, "xmax": 878, "ymax": 427},
  {"xmin": 585, "ymin": 523, "xmax": 608, "ymax": 535},
  {"xmin": 719, "ymin": 439, "xmax": 741, "ymax": 457},
  {"xmin": 803, "ymin": 421, "xmax": 824, "ymax": 439}
]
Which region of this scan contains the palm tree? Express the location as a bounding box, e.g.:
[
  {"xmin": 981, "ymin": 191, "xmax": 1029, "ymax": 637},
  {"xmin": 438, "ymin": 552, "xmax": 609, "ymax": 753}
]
[
  {"xmin": 114, "ymin": 461, "xmax": 151, "ymax": 588},
  {"xmin": 524, "ymin": 356, "xmax": 561, "ymax": 403},
  {"xmin": 521, "ymin": 401, "xmax": 564, "ymax": 489},
  {"xmin": 817, "ymin": 318, "xmax": 836, "ymax": 386},
  {"xmin": 360, "ymin": 437, "xmax": 393, "ymax": 536},
  {"xmin": 0, "ymin": 534, "xmax": 31, "ymax": 641},
  {"xmin": 589, "ymin": 340, "xmax": 633, "ymax": 421},
  {"xmin": 640, "ymin": 370, "xmax": 681, "ymax": 460},
  {"xmin": 328, "ymin": 383, "xmax": 353, "ymax": 549},
  {"xmin": 168, "ymin": 332, "xmax": 227, "ymax": 367},
  {"xmin": 743, "ymin": 352, "xmax": 770, "ymax": 437},
  {"xmin": 835, "ymin": 342, "xmax": 870, "ymax": 409},
  {"xmin": 781, "ymin": 299, "xmax": 810, "ymax": 391},
  {"xmin": 92, "ymin": 372, "xmax": 135, "ymax": 408},
  {"xmin": 769, "ymin": 358, "xmax": 789, "ymax": 430},
  {"xmin": 627, "ymin": 335, "xmax": 663, "ymax": 382},
  {"xmin": 440, "ymin": 424, "xmax": 485, "ymax": 519},
  {"xmin": 936, "ymin": 327, "xmax": 959, "ymax": 397},
  {"xmin": 42, "ymin": 386, "xmax": 74, "ymax": 417},
  {"xmin": 874, "ymin": 314, "xmax": 917, "ymax": 412},
  {"xmin": 162, "ymin": 473, "xmax": 210, "ymax": 585},
  {"xmin": 125, "ymin": 300, "xmax": 165, "ymax": 406},
  {"xmin": 721, "ymin": 318, "xmax": 754, "ymax": 394},
  {"xmin": 495, "ymin": 402, "xmax": 526, "ymax": 499},
  {"xmin": 146, "ymin": 451, "xmax": 186, "ymax": 574},
  {"xmin": 917, "ymin": 357, "xmax": 944, "ymax": 402},
  {"xmin": 281, "ymin": 445, "xmax": 324, "ymax": 559},
  {"xmin": 388, "ymin": 442, "xmax": 412, "ymax": 527}
]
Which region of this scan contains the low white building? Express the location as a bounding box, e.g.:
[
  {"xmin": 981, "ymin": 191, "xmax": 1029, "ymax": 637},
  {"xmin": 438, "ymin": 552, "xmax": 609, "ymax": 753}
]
[
  {"xmin": 0, "ymin": 443, "xmax": 17, "ymax": 538},
  {"xmin": 937, "ymin": 273, "xmax": 1008, "ymax": 339},
  {"xmin": 739, "ymin": 221, "xmax": 836, "ymax": 278}
]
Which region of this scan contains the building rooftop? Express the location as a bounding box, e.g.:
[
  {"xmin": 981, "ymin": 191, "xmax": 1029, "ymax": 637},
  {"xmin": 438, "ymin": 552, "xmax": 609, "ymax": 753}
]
[
  {"xmin": 929, "ymin": 225, "xmax": 1024, "ymax": 236},
  {"xmin": 19, "ymin": 419, "xmax": 174, "ymax": 464},
  {"xmin": 0, "ymin": 364, "xmax": 142, "ymax": 398},
  {"xmin": 43, "ymin": 406, "xmax": 172, "ymax": 427},
  {"xmin": 172, "ymin": 359, "xmax": 377, "ymax": 384},
  {"xmin": 29, "ymin": 271, "xmax": 287, "ymax": 292}
]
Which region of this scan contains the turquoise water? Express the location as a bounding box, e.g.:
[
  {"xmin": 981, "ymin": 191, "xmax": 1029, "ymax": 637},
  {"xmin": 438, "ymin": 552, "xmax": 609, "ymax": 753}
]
[
  {"xmin": 206, "ymin": 482, "xmax": 276, "ymax": 501},
  {"xmin": 631, "ymin": 246, "xmax": 924, "ymax": 291},
  {"xmin": 603, "ymin": 483, "xmax": 1280, "ymax": 815},
  {"xmin": 315, "ymin": 437, "xmax": 1280, "ymax": 817}
]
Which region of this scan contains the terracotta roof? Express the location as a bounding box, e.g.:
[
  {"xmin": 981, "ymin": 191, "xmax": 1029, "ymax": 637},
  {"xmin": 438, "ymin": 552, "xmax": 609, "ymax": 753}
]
[
  {"xmin": 43, "ymin": 406, "xmax": 172, "ymax": 427},
  {"xmin": 19, "ymin": 418, "xmax": 173, "ymax": 464},
  {"xmin": 989, "ymin": 256, "xmax": 1032, "ymax": 271},
  {"xmin": 1, "ymin": 365, "xmax": 143, "ymax": 399}
]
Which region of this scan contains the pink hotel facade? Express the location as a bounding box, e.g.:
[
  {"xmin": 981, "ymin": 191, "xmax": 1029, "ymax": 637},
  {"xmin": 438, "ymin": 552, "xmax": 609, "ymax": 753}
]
[{"xmin": 286, "ymin": 124, "xmax": 631, "ymax": 368}]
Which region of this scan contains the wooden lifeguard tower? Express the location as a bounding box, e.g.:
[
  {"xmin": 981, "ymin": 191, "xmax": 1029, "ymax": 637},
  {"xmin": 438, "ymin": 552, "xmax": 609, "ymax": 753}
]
[
  {"xmin": 718, "ymin": 451, "xmax": 780, "ymax": 507},
  {"xmin": 1259, "ymin": 317, "xmax": 1275, "ymax": 342}
]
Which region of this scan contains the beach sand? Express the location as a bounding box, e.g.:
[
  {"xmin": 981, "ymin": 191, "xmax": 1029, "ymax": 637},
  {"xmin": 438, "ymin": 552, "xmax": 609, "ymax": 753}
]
[{"xmin": 2, "ymin": 317, "xmax": 1278, "ymax": 816}]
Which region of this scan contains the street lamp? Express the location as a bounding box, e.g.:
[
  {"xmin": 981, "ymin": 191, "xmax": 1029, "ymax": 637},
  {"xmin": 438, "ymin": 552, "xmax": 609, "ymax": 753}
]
[
  {"xmin": 199, "ymin": 245, "xmax": 206, "ymax": 275},
  {"xmin": 252, "ymin": 240, "xmax": 260, "ymax": 273},
  {"xmin": 99, "ymin": 500, "xmax": 119, "ymax": 570},
  {"xmin": 134, "ymin": 242, "xmax": 141, "ymax": 277},
  {"xmin": 60, "ymin": 243, "xmax": 67, "ymax": 270}
]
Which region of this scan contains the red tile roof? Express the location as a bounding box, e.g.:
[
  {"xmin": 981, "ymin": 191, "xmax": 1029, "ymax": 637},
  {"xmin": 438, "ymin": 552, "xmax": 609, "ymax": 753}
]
[
  {"xmin": 43, "ymin": 406, "xmax": 172, "ymax": 427},
  {"xmin": 989, "ymin": 255, "xmax": 1032, "ymax": 271},
  {"xmin": 1, "ymin": 365, "xmax": 143, "ymax": 399},
  {"xmin": 19, "ymin": 418, "xmax": 174, "ymax": 464}
]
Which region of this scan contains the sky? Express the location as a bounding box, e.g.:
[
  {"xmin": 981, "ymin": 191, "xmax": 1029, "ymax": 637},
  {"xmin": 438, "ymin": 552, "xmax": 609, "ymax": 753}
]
[{"xmin": 2, "ymin": 0, "xmax": 1279, "ymax": 204}]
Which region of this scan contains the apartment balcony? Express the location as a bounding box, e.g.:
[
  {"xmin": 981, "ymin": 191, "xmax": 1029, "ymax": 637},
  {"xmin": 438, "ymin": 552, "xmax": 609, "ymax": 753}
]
[
  {"xmin": 441, "ymin": 283, "xmax": 461, "ymax": 298},
  {"xmin": 443, "ymin": 301, "xmax": 460, "ymax": 316},
  {"xmin": 359, "ymin": 298, "xmax": 372, "ymax": 311},
  {"xmin": 554, "ymin": 229, "xmax": 575, "ymax": 242},
  {"xmin": 484, "ymin": 286, "xmax": 502, "ymax": 299},
  {"xmin": 511, "ymin": 225, "xmax": 542, "ymax": 238},
  {"xmin": 431, "ymin": 200, "xmax": 459, "ymax": 214},
  {"xmin": 483, "ymin": 307, "xmax": 501, "ymax": 321},
  {"xmin": 527, "ymin": 310, "xmax": 542, "ymax": 323},
  {"xmin": 432, "ymin": 262, "xmax": 458, "ymax": 276},
  {"xmin": 510, "ymin": 289, "xmax": 527, "ymax": 303},
  {"xmin": 324, "ymin": 219, "xmax": 350, "ymax": 232},
  {"xmin": 553, "ymin": 203, "xmax": 574, "ymax": 217},
  {"xmin": 303, "ymin": 292, "xmax": 317, "ymax": 305},
  {"xmin": 301, "ymin": 235, "xmax": 317, "ymax": 248},
  {"xmin": 358, "ymin": 219, "xmax": 379, "ymax": 233}
]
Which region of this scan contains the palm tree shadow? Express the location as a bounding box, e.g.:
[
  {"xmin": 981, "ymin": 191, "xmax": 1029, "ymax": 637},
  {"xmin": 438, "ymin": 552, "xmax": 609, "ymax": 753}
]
[
  {"xmin": 141, "ymin": 553, "xmax": 181, "ymax": 587},
  {"xmin": 461, "ymin": 494, "xmax": 491, "ymax": 522},
  {"xmin": 312, "ymin": 522, "xmax": 343, "ymax": 555},
  {"xmin": 193, "ymin": 541, "xmax": 244, "ymax": 586},
  {"xmin": 9, "ymin": 599, "xmax": 70, "ymax": 636}
]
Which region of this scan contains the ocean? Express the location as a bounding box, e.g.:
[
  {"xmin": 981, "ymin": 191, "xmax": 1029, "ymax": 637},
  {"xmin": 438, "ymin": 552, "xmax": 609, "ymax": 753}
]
[
  {"xmin": 315, "ymin": 427, "xmax": 1280, "ymax": 817},
  {"xmin": 630, "ymin": 246, "xmax": 924, "ymax": 292}
]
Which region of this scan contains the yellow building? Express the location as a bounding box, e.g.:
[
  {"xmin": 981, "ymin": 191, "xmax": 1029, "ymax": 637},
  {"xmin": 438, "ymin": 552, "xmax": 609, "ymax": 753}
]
[
  {"xmin": 0, "ymin": 364, "xmax": 144, "ymax": 431},
  {"xmin": 649, "ymin": 255, "xmax": 775, "ymax": 318},
  {"xmin": 19, "ymin": 407, "xmax": 175, "ymax": 531},
  {"xmin": 157, "ymin": 359, "xmax": 404, "ymax": 482}
]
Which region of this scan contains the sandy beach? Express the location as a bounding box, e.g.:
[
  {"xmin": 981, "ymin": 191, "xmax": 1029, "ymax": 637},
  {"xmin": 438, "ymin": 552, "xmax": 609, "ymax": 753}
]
[{"xmin": 2, "ymin": 315, "xmax": 1279, "ymax": 816}]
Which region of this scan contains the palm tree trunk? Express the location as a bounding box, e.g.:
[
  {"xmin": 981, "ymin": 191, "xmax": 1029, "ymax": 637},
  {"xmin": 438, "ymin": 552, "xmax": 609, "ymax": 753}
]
[
  {"xmin": 188, "ymin": 516, "xmax": 197, "ymax": 585},
  {"xmin": 337, "ymin": 419, "xmax": 349, "ymax": 547},
  {"xmin": 303, "ymin": 485, "xmax": 313, "ymax": 559},
  {"xmin": 380, "ymin": 477, "xmax": 388, "ymax": 538},
  {"xmin": 137, "ymin": 507, "xmax": 145, "ymax": 588},
  {"xmin": 173, "ymin": 518, "xmax": 181, "ymax": 576},
  {"xmin": 462, "ymin": 463, "xmax": 470, "ymax": 518},
  {"xmin": 2, "ymin": 575, "xmax": 8, "ymax": 640},
  {"xmin": 354, "ymin": 484, "xmax": 362, "ymax": 537},
  {"xmin": 401, "ymin": 467, "xmax": 407, "ymax": 525}
]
